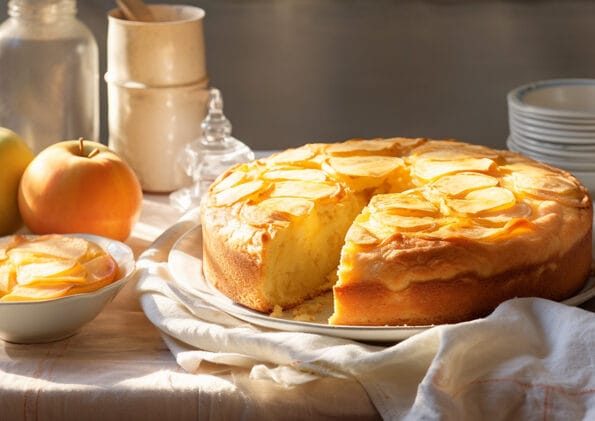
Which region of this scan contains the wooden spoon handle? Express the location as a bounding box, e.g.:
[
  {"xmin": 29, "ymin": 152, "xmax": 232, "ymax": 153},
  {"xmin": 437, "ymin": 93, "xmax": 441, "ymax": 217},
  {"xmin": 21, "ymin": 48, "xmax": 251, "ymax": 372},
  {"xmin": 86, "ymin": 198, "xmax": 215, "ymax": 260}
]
[{"xmin": 116, "ymin": 0, "xmax": 155, "ymax": 22}]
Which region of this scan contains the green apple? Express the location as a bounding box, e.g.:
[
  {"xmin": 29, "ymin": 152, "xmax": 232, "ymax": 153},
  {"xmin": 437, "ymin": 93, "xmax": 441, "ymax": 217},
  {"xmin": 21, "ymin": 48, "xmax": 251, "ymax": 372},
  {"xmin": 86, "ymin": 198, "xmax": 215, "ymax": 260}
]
[{"xmin": 0, "ymin": 128, "xmax": 34, "ymax": 235}]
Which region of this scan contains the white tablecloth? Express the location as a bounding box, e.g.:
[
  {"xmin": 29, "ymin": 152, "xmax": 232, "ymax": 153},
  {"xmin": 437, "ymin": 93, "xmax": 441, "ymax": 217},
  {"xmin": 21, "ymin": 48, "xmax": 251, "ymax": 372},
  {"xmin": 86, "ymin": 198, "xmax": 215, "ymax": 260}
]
[
  {"xmin": 2, "ymin": 193, "xmax": 595, "ymax": 420},
  {"xmin": 136, "ymin": 208, "xmax": 595, "ymax": 420},
  {"xmin": 0, "ymin": 195, "xmax": 378, "ymax": 420}
]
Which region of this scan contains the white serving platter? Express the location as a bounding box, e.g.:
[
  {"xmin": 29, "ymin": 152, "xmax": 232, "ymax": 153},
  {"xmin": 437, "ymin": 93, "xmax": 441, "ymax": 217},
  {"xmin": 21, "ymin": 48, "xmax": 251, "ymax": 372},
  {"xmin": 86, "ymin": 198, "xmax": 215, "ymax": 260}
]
[{"xmin": 168, "ymin": 225, "xmax": 595, "ymax": 343}]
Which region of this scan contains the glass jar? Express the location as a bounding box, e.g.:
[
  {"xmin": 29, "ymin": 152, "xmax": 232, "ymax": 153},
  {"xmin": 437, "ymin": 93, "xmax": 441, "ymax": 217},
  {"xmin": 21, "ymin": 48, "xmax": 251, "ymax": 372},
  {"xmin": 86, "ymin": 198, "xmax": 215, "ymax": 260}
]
[{"xmin": 0, "ymin": 0, "xmax": 99, "ymax": 153}]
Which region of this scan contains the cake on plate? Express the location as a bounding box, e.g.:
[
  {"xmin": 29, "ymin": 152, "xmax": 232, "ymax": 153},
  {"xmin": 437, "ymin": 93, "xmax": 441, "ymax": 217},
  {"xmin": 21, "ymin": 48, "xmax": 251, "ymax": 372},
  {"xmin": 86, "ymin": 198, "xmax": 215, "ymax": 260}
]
[{"xmin": 200, "ymin": 137, "xmax": 592, "ymax": 326}]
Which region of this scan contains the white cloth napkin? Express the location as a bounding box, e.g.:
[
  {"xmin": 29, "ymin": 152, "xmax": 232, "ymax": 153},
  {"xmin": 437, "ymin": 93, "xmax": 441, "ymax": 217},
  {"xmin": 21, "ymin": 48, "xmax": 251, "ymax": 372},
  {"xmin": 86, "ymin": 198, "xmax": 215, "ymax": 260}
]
[{"xmin": 136, "ymin": 221, "xmax": 595, "ymax": 420}]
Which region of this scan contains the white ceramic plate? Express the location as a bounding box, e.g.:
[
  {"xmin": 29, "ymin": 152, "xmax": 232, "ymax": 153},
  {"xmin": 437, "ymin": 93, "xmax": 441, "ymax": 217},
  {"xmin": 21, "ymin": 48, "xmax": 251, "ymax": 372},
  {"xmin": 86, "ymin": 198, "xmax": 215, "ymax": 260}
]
[
  {"xmin": 510, "ymin": 106, "xmax": 595, "ymax": 125},
  {"xmin": 168, "ymin": 225, "xmax": 595, "ymax": 343},
  {"xmin": 510, "ymin": 112, "xmax": 595, "ymax": 132},
  {"xmin": 508, "ymin": 131, "xmax": 595, "ymax": 154},
  {"xmin": 0, "ymin": 234, "xmax": 135, "ymax": 343},
  {"xmin": 510, "ymin": 115, "xmax": 595, "ymax": 140},
  {"xmin": 510, "ymin": 127, "xmax": 595, "ymax": 147},
  {"xmin": 508, "ymin": 79, "xmax": 595, "ymax": 119},
  {"xmin": 507, "ymin": 138, "xmax": 595, "ymax": 175},
  {"xmin": 507, "ymin": 134, "xmax": 595, "ymax": 164},
  {"xmin": 510, "ymin": 120, "xmax": 595, "ymax": 146}
]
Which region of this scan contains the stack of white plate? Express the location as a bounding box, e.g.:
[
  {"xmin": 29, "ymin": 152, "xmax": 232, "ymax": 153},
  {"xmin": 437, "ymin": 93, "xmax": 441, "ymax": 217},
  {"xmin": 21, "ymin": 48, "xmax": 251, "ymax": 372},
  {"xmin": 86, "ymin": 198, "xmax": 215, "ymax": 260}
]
[{"xmin": 507, "ymin": 79, "xmax": 595, "ymax": 192}]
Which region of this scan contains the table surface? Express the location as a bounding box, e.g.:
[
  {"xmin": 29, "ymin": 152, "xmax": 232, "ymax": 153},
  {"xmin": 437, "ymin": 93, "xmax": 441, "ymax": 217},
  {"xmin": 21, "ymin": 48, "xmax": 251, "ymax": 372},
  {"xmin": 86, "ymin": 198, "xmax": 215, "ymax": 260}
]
[
  {"xmin": 2, "ymin": 193, "xmax": 594, "ymax": 420},
  {"xmin": 0, "ymin": 194, "xmax": 379, "ymax": 421}
]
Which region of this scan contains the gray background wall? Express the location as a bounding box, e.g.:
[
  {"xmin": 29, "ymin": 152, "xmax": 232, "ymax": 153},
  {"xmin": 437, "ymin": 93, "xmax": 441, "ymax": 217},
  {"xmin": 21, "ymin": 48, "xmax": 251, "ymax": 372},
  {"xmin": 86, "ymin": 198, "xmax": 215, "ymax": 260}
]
[{"xmin": 3, "ymin": 0, "xmax": 595, "ymax": 151}]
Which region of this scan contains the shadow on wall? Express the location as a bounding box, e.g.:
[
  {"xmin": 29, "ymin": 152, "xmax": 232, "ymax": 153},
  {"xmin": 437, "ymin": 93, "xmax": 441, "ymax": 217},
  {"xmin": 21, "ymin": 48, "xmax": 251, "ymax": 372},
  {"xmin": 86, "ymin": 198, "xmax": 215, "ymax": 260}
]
[{"xmin": 4, "ymin": 0, "xmax": 595, "ymax": 151}]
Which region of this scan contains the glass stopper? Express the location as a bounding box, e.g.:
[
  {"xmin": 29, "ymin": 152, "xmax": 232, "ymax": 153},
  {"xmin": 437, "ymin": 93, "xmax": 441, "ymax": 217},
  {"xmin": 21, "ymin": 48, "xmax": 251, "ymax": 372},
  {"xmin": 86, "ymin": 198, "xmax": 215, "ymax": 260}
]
[{"xmin": 170, "ymin": 87, "xmax": 255, "ymax": 212}]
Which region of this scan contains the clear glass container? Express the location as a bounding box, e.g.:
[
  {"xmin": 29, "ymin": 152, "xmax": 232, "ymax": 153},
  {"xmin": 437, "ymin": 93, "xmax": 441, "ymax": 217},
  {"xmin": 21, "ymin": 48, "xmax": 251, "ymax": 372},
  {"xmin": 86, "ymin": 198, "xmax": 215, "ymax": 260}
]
[
  {"xmin": 170, "ymin": 88, "xmax": 255, "ymax": 212},
  {"xmin": 0, "ymin": 0, "xmax": 99, "ymax": 153}
]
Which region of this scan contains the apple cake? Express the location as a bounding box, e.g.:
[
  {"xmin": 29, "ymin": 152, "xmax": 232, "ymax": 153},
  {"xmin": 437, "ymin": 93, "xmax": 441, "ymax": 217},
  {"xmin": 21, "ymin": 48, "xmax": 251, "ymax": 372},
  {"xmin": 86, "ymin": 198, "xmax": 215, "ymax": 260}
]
[{"xmin": 200, "ymin": 138, "xmax": 593, "ymax": 326}]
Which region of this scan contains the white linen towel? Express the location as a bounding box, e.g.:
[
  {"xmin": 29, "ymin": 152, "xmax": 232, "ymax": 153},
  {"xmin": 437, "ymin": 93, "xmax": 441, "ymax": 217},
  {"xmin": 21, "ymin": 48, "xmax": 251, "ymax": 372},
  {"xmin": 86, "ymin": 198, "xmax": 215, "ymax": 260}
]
[{"xmin": 137, "ymin": 220, "xmax": 595, "ymax": 420}]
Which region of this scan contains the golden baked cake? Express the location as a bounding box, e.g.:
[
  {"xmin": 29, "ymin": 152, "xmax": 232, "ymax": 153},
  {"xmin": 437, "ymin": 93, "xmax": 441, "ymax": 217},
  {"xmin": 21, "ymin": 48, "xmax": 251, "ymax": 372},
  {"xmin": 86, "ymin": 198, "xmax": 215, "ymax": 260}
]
[{"xmin": 201, "ymin": 138, "xmax": 592, "ymax": 326}]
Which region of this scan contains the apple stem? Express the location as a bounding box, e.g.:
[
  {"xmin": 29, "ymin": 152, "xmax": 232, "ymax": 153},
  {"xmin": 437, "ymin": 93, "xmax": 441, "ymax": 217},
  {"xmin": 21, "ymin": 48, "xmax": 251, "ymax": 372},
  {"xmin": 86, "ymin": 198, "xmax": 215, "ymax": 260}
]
[
  {"xmin": 77, "ymin": 137, "xmax": 99, "ymax": 158},
  {"xmin": 78, "ymin": 137, "xmax": 84, "ymax": 156}
]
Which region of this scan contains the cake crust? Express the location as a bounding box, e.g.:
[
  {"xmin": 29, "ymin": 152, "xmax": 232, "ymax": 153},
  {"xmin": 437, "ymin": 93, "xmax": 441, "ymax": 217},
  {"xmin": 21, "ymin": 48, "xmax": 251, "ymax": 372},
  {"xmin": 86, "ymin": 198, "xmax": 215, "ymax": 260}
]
[
  {"xmin": 202, "ymin": 221, "xmax": 268, "ymax": 311},
  {"xmin": 330, "ymin": 229, "xmax": 592, "ymax": 326}
]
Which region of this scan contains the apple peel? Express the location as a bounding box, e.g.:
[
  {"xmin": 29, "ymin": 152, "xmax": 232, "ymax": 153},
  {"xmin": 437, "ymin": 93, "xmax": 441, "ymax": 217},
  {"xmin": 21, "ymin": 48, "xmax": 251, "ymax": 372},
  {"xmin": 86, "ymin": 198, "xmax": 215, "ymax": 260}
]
[{"xmin": 18, "ymin": 139, "xmax": 143, "ymax": 242}]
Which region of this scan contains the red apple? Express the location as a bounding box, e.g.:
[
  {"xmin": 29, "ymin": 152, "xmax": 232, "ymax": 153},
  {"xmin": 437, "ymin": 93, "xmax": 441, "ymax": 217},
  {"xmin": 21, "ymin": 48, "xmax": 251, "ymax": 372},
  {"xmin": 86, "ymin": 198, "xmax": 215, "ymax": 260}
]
[{"xmin": 18, "ymin": 139, "xmax": 143, "ymax": 241}]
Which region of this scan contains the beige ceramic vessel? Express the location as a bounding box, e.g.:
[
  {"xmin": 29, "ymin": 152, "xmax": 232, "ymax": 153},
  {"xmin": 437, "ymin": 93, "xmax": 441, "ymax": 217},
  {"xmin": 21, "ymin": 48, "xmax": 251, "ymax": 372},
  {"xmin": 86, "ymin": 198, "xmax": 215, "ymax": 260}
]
[{"xmin": 106, "ymin": 4, "xmax": 209, "ymax": 192}]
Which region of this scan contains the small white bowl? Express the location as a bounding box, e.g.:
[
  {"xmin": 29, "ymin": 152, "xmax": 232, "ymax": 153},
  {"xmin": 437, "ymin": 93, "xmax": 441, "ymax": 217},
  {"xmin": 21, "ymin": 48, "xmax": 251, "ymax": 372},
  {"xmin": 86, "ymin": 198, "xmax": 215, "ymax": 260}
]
[{"xmin": 0, "ymin": 234, "xmax": 135, "ymax": 344}]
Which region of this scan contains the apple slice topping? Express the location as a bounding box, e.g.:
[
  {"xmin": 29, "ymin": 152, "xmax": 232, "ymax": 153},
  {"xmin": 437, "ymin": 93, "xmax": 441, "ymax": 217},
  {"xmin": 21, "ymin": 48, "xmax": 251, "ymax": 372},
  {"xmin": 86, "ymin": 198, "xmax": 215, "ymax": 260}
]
[
  {"xmin": 430, "ymin": 172, "xmax": 499, "ymax": 197},
  {"xmin": 269, "ymin": 180, "xmax": 341, "ymax": 201},
  {"xmin": 508, "ymin": 166, "xmax": 584, "ymax": 205},
  {"xmin": 241, "ymin": 198, "xmax": 314, "ymax": 226},
  {"xmin": 428, "ymin": 221, "xmax": 510, "ymax": 240},
  {"xmin": 212, "ymin": 180, "xmax": 265, "ymax": 206},
  {"xmin": 268, "ymin": 147, "xmax": 316, "ymax": 164},
  {"xmin": 326, "ymin": 138, "xmax": 392, "ymax": 155},
  {"xmin": 205, "ymin": 140, "xmax": 588, "ymax": 251},
  {"xmin": 326, "ymin": 155, "xmax": 405, "ymax": 178},
  {"xmin": 411, "ymin": 141, "xmax": 500, "ymax": 161},
  {"xmin": 346, "ymin": 222, "xmax": 382, "ymax": 246},
  {"xmin": 326, "ymin": 138, "xmax": 422, "ymax": 156},
  {"xmin": 374, "ymin": 213, "xmax": 437, "ymax": 232},
  {"xmin": 446, "ymin": 187, "xmax": 516, "ymax": 215},
  {"xmin": 211, "ymin": 171, "xmax": 247, "ymax": 193},
  {"xmin": 354, "ymin": 212, "xmax": 436, "ymax": 241},
  {"xmin": 369, "ymin": 192, "xmax": 438, "ymax": 216},
  {"xmin": 475, "ymin": 202, "xmax": 532, "ymax": 226},
  {"xmin": 351, "ymin": 213, "xmax": 395, "ymax": 242},
  {"xmin": 352, "ymin": 197, "xmax": 438, "ymax": 243},
  {"xmin": 262, "ymin": 168, "xmax": 328, "ymax": 182},
  {"xmin": 412, "ymin": 157, "xmax": 496, "ymax": 181}
]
